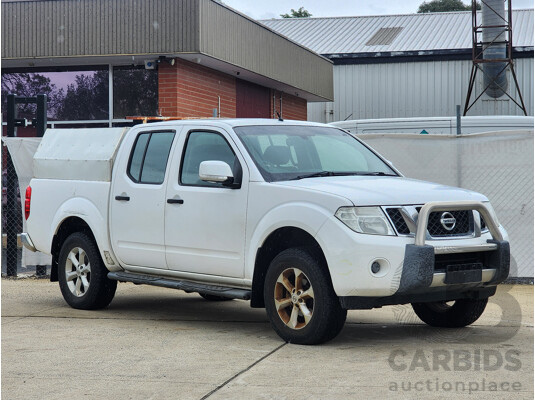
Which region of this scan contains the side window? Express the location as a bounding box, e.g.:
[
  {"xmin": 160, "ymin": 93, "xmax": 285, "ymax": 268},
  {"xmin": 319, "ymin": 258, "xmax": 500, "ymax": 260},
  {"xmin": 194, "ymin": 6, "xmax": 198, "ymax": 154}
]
[
  {"xmin": 180, "ymin": 131, "xmax": 238, "ymax": 187},
  {"xmin": 128, "ymin": 133, "xmax": 150, "ymax": 181},
  {"xmin": 127, "ymin": 131, "xmax": 175, "ymax": 184}
]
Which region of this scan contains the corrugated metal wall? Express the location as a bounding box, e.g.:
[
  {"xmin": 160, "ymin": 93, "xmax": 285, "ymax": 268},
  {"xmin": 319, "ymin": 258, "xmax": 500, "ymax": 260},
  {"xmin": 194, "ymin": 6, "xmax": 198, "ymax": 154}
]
[
  {"xmin": 199, "ymin": 0, "xmax": 333, "ymax": 101},
  {"xmin": 2, "ymin": 0, "xmax": 200, "ymax": 58},
  {"xmin": 308, "ymin": 58, "xmax": 534, "ymax": 122}
]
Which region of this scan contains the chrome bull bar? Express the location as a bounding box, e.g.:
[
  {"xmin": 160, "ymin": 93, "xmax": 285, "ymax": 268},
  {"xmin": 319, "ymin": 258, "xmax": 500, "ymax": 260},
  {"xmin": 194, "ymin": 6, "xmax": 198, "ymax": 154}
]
[
  {"xmin": 415, "ymin": 201, "xmax": 503, "ymax": 249},
  {"xmin": 397, "ymin": 201, "xmax": 508, "ymax": 292}
]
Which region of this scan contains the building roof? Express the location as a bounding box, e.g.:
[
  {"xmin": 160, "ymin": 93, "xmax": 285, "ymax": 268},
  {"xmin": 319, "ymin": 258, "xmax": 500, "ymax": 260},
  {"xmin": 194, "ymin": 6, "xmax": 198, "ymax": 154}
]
[
  {"xmin": 260, "ymin": 9, "xmax": 534, "ymax": 56},
  {"xmin": 1, "ymin": 0, "xmax": 333, "ymax": 101}
]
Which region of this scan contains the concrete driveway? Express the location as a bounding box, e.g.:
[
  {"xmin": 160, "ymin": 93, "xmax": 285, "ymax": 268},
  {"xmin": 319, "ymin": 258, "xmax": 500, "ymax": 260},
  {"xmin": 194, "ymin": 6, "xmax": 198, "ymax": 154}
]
[{"xmin": 2, "ymin": 279, "xmax": 533, "ymax": 399}]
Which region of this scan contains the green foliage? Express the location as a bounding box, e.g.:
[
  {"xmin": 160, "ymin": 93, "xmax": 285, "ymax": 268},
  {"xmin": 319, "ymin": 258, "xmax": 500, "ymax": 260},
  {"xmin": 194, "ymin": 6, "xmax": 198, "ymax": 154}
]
[
  {"xmin": 418, "ymin": 0, "xmax": 480, "ymax": 13},
  {"xmin": 280, "ymin": 7, "xmax": 312, "ymax": 18}
]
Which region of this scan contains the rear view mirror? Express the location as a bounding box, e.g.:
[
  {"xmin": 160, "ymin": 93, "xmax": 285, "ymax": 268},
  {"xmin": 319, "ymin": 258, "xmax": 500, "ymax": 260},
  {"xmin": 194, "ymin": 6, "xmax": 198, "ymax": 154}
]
[{"xmin": 199, "ymin": 160, "xmax": 234, "ymax": 183}]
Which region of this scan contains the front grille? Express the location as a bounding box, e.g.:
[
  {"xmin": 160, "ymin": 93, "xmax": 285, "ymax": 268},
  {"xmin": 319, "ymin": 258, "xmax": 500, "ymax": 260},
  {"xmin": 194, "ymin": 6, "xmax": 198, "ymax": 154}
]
[
  {"xmin": 385, "ymin": 206, "xmax": 474, "ymax": 237},
  {"xmin": 435, "ymin": 251, "xmax": 489, "ymax": 272},
  {"xmin": 427, "ymin": 210, "xmax": 473, "ymax": 237},
  {"xmin": 480, "ymin": 214, "xmax": 487, "ymax": 230},
  {"xmin": 447, "ymin": 263, "xmax": 484, "ymax": 272},
  {"xmin": 385, "ymin": 208, "xmax": 410, "ymax": 234}
]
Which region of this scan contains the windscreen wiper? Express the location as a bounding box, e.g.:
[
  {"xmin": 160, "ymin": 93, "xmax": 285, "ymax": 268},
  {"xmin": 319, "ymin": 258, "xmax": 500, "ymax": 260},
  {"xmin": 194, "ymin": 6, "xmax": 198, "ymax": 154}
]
[
  {"xmin": 356, "ymin": 171, "xmax": 398, "ymax": 176},
  {"xmin": 291, "ymin": 171, "xmax": 398, "ymax": 180},
  {"xmin": 291, "ymin": 171, "xmax": 359, "ymax": 180}
]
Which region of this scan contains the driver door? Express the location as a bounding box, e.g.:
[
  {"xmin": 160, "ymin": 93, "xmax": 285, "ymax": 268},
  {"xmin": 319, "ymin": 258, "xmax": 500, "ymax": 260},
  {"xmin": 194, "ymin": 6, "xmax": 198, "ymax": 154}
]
[{"xmin": 164, "ymin": 128, "xmax": 248, "ymax": 278}]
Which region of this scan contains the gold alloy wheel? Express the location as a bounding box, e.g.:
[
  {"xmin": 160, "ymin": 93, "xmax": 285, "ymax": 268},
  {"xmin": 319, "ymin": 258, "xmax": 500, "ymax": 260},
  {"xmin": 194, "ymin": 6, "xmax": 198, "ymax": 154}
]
[{"xmin": 274, "ymin": 268, "xmax": 315, "ymax": 330}]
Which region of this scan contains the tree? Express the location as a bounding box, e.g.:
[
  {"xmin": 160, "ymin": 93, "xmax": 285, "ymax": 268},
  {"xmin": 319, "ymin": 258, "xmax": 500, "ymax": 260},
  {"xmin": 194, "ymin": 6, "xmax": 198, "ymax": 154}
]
[
  {"xmin": 417, "ymin": 0, "xmax": 480, "ymax": 13},
  {"xmin": 113, "ymin": 68, "xmax": 158, "ymax": 119},
  {"xmin": 1, "ymin": 73, "xmax": 64, "ymax": 119},
  {"xmin": 56, "ymin": 71, "xmax": 109, "ymax": 120},
  {"xmin": 280, "ymin": 7, "xmax": 312, "ymax": 18}
]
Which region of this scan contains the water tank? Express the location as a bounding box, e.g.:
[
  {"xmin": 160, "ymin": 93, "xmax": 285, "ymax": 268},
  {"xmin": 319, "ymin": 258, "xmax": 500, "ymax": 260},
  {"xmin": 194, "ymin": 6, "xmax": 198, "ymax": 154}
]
[{"xmin": 481, "ymin": 0, "xmax": 509, "ymax": 98}]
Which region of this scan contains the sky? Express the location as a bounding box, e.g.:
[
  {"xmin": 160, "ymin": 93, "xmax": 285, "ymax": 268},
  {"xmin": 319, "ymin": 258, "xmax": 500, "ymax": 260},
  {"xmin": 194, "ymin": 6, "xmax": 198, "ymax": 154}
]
[{"xmin": 221, "ymin": 0, "xmax": 534, "ymax": 20}]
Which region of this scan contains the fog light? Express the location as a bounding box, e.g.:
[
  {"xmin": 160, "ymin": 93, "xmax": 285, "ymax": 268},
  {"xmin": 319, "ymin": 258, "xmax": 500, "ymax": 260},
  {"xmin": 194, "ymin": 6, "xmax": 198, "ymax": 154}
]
[{"xmin": 371, "ymin": 261, "xmax": 381, "ymax": 274}]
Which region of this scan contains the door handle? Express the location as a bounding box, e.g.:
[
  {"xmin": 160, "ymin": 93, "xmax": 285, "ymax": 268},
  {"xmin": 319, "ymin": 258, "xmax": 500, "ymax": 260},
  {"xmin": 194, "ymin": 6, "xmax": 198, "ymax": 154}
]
[
  {"xmin": 167, "ymin": 198, "xmax": 184, "ymax": 204},
  {"xmin": 115, "ymin": 195, "xmax": 130, "ymax": 201}
]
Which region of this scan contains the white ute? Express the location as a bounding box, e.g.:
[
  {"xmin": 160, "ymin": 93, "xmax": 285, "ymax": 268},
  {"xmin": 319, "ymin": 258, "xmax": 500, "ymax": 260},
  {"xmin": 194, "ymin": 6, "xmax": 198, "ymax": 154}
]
[{"xmin": 23, "ymin": 119, "xmax": 510, "ymax": 344}]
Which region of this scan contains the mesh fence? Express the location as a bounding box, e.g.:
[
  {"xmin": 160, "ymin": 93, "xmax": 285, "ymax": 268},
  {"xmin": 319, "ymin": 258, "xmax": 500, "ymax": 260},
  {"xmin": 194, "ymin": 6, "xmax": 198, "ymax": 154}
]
[
  {"xmin": 2, "ymin": 140, "xmax": 49, "ymax": 277},
  {"xmin": 359, "ymin": 131, "xmax": 534, "ymax": 277},
  {"xmin": 2, "ymin": 149, "xmax": 23, "ymax": 276}
]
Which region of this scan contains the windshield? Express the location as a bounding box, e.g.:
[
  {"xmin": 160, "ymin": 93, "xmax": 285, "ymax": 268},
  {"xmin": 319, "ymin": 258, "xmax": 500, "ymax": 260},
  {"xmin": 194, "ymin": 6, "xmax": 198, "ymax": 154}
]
[{"xmin": 234, "ymin": 125, "xmax": 398, "ymax": 182}]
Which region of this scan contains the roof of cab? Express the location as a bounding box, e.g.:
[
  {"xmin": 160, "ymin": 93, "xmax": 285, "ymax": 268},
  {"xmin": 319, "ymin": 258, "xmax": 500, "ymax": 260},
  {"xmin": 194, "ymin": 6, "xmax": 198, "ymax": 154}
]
[{"xmin": 133, "ymin": 118, "xmax": 330, "ymax": 129}]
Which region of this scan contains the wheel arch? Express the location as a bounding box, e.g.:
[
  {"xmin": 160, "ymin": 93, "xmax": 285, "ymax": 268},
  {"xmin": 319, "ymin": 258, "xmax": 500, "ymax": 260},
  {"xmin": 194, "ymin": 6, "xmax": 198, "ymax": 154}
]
[
  {"xmin": 50, "ymin": 217, "xmax": 98, "ymax": 282},
  {"xmin": 250, "ymin": 226, "xmax": 331, "ymax": 308}
]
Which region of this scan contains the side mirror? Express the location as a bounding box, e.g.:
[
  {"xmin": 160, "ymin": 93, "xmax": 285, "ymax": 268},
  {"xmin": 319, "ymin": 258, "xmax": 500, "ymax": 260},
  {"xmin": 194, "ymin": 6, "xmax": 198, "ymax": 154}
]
[{"xmin": 199, "ymin": 160, "xmax": 234, "ymax": 183}]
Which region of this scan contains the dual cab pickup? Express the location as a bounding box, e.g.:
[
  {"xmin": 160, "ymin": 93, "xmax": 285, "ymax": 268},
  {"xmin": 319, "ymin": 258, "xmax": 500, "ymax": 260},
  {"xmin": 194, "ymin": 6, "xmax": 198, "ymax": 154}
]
[{"xmin": 23, "ymin": 119, "xmax": 509, "ymax": 344}]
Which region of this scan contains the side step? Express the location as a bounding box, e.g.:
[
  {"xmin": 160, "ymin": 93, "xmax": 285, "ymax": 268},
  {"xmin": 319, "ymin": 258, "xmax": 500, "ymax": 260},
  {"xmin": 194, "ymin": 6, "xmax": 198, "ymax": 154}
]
[{"xmin": 108, "ymin": 271, "xmax": 251, "ymax": 300}]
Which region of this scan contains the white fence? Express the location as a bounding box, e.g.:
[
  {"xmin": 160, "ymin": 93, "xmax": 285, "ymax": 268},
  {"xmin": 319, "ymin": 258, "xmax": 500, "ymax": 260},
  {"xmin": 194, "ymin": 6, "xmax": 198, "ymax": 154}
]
[
  {"xmin": 357, "ymin": 130, "xmax": 534, "ymax": 277},
  {"xmin": 331, "ymin": 115, "xmax": 534, "ymax": 135}
]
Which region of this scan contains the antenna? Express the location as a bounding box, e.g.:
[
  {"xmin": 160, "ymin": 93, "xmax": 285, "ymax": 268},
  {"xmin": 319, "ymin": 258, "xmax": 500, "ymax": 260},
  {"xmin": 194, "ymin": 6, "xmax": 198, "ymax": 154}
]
[{"xmin": 276, "ymin": 112, "xmax": 283, "ymax": 122}]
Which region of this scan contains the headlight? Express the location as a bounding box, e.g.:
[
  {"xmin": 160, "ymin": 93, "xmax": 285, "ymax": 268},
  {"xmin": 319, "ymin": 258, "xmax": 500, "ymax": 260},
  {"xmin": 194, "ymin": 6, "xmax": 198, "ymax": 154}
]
[
  {"xmin": 335, "ymin": 207, "xmax": 395, "ymax": 236},
  {"xmin": 483, "ymin": 202, "xmax": 500, "ymax": 227}
]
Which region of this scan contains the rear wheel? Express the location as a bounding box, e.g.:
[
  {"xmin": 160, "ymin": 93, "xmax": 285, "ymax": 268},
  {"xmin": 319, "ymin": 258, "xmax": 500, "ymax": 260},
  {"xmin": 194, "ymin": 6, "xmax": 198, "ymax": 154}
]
[
  {"xmin": 264, "ymin": 247, "xmax": 347, "ymax": 345},
  {"xmin": 412, "ymin": 298, "xmax": 488, "ymax": 327},
  {"xmin": 58, "ymin": 232, "xmax": 117, "ymax": 310}
]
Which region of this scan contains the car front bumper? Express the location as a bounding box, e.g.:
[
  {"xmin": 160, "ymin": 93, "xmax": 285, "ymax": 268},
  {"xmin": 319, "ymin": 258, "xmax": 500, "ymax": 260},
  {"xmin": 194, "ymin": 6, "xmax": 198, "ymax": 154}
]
[{"xmin": 316, "ymin": 201, "xmax": 510, "ymax": 301}]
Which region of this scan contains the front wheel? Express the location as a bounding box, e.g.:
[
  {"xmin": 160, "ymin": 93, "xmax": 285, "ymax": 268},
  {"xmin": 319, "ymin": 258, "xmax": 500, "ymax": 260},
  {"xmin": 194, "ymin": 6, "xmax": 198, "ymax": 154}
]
[
  {"xmin": 411, "ymin": 298, "xmax": 488, "ymax": 328},
  {"xmin": 58, "ymin": 232, "xmax": 117, "ymax": 310},
  {"xmin": 264, "ymin": 248, "xmax": 347, "ymax": 345}
]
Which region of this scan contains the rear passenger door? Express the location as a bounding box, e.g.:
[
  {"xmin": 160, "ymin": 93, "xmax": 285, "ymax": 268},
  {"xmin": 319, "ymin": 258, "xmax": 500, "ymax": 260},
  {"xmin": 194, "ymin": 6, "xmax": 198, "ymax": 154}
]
[{"xmin": 110, "ymin": 129, "xmax": 177, "ymax": 269}]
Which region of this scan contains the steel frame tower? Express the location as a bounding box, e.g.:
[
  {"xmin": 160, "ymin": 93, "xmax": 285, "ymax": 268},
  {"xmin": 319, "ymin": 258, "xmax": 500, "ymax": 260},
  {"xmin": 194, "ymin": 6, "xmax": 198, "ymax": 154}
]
[{"xmin": 463, "ymin": 0, "xmax": 527, "ymax": 116}]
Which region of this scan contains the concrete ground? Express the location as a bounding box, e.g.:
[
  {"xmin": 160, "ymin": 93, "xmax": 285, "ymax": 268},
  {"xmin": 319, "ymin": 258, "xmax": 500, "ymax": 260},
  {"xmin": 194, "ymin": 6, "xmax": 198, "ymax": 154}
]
[{"xmin": 2, "ymin": 279, "xmax": 533, "ymax": 400}]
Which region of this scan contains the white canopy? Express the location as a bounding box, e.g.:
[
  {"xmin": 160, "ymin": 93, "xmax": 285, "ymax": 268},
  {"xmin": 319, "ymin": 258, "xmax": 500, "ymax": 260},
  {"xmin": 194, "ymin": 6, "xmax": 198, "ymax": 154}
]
[{"xmin": 33, "ymin": 128, "xmax": 128, "ymax": 182}]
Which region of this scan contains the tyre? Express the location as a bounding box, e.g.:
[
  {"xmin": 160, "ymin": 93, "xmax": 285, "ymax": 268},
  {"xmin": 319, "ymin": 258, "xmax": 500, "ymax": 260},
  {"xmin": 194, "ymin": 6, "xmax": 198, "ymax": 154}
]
[
  {"xmin": 58, "ymin": 232, "xmax": 117, "ymax": 310},
  {"xmin": 264, "ymin": 247, "xmax": 347, "ymax": 345},
  {"xmin": 199, "ymin": 293, "xmax": 233, "ymax": 301},
  {"xmin": 411, "ymin": 298, "xmax": 488, "ymax": 328}
]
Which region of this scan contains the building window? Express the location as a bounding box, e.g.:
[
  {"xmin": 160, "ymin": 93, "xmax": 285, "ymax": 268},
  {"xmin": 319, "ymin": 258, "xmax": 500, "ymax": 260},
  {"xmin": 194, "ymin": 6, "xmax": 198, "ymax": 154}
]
[
  {"xmin": 113, "ymin": 66, "xmax": 158, "ymax": 119},
  {"xmin": 1, "ymin": 67, "xmax": 109, "ymax": 121},
  {"xmin": 2, "ymin": 65, "xmax": 158, "ymax": 128}
]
